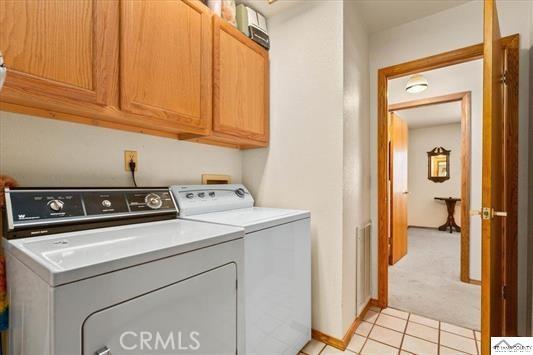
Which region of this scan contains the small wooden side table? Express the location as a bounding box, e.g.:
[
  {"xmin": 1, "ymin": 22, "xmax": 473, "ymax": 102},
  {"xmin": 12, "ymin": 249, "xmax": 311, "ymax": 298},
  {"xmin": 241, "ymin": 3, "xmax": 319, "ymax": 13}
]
[{"xmin": 434, "ymin": 197, "xmax": 461, "ymax": 233}]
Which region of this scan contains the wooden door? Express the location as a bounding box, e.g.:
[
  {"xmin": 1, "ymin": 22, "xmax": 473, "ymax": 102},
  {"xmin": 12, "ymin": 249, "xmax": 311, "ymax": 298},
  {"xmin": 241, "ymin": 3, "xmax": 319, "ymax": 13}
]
[
  {"xmin": 0, "ymin": 0, "xmax": 117, "ymax": 105},
  {"xmin": 213, "ymin": 16, "xmax": 269, "ymax": 143},
  {"xmin": 389, "ymin": 113, "xmax": 408, "ymax": 265},
  {"xmin": 121, "ymin": 0, "xmax": 212, "ymax": 132},
  {"xmin": 481, "ymin": 0, "xmax": 506, "ymax": 352}
]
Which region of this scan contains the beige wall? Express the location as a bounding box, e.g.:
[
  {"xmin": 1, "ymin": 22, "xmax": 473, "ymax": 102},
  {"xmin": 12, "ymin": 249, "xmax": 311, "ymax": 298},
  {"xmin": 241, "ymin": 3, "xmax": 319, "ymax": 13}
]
[
  {"xmin": 242, "ymin": 0, "xmax": 370, "ymax": 338},
  {"xmin": 0, "ymin": 112, "xmax": 242, "ymax": 187},
  {"xmin": 369, "ymin": 0, "xmax": 532, "ymax": 334},
  {"xmin": 342, "ymin": 0, "xmax": 370, "ymax": 333},
  {"xmin": 406, "ymin": 123, "xmax": 461, "ymax": 228}
]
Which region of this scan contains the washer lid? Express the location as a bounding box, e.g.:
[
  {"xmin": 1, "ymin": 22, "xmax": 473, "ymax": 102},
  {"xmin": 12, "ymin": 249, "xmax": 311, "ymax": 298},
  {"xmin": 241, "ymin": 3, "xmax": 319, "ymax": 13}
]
[
  {"xmin": 3, "ymin": 219, "xmax": 244, "ymax": 286},
  {"xmin": 181, "ymin": 207, "xmax": 310, "ymax": 233}
]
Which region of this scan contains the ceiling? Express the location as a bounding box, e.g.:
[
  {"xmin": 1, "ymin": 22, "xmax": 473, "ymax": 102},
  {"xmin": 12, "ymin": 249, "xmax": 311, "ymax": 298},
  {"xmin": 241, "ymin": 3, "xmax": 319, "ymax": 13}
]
[
  {"xmin": 394, "ymin": 102, "xmax": 462, "ymax": 129},
  {"xmin": 349, "ymin": 0, "xmax": 471, "ymax": 34}
]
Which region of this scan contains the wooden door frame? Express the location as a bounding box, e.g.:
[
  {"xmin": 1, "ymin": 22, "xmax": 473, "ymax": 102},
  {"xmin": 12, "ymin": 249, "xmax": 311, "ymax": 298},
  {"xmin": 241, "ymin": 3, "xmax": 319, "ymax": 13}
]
[
  {"xmin": 377, "ymin": 35, "xmax": 519, "ymax": 335},
  {"xmin": 388, "ymin": 91, "xmax": 473, "ymax": 283}
]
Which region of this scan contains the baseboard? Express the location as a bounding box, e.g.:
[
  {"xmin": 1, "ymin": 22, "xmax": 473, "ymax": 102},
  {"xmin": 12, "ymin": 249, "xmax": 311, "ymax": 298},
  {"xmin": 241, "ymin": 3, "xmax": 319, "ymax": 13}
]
[
  {"xmin": 311, "ymin": 298, "xmax": 378, "ymax": 350},
  {"xmin": 408, "ymin": 225, "xmax": 438, "ymax": 230}
]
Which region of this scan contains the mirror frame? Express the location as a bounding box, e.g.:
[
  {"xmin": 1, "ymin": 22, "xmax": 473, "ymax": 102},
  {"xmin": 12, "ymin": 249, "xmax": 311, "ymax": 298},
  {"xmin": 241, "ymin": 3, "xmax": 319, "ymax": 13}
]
[{"xmin": 427, "ymin": 146, "xmax": 451, "ymax": 183}]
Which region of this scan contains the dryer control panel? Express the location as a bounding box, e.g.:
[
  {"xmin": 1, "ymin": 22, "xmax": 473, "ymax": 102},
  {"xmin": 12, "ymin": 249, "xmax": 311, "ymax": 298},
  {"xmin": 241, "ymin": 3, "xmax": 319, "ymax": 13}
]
[
  {"xmin": 3, "ymin": 188, "xmax": 177, "ymax": 239},
  {"xmin": 171, "ymin": 184, "xmax": 254, "ymax": 216}
]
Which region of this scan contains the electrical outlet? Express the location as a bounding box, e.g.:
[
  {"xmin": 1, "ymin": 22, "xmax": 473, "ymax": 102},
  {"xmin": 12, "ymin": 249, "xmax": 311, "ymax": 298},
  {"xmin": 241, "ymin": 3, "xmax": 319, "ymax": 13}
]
[{"xmin": 124, "ymin": 150, "xmax": 138, "ymax": 171}]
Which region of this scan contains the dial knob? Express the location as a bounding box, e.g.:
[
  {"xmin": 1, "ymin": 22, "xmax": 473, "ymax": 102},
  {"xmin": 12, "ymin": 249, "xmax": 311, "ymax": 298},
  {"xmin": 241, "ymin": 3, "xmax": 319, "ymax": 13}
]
[
  {"xmin": 101, "ymin": 200, "xmax": 112, "ymax": 208},
  {"xmin": 198, "ymin": 192, "xmax": 206, "ymax": 198},
  {"xmin": 209, "ymin": 191, "xmax": 216, "ymax": 198},
  {"xmin": 145, "ymin": 193, "xmax": 163, "ymax": 209},
  {"xmin": 186, "ymin": 192, "xmax": 194, "ymax": 199},
  {"xmin": 48, "ymin": 199, "xmax": 64, "ymax": 212},
  {"xmin": 235, "ymin": 188, "xmax": 245, "ymax": 198}
]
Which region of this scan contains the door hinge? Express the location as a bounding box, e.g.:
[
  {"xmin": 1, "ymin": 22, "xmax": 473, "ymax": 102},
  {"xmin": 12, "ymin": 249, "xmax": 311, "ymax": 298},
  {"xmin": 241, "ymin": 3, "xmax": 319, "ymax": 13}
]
[
  {"xmin": 500, "ymin": 71, "xmax": 508, "ymax": 85},
  {"xmin": 502, "ymin": 285, "xmax": 507, "ymax": 299}
]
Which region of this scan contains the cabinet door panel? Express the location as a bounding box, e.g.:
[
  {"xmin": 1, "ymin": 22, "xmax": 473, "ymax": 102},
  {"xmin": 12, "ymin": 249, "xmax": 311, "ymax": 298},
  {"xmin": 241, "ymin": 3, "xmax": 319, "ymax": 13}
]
[
  {"xmin": 0, "ymin": 0, "xmax": 116, "ymax": 105},
  {"xmin": 214, "ymin": 18, "xmax": 269, "ymax": 142},
  {"xmin": 121, "ymin": 0, "xmax": 212, "ymax": 131}
]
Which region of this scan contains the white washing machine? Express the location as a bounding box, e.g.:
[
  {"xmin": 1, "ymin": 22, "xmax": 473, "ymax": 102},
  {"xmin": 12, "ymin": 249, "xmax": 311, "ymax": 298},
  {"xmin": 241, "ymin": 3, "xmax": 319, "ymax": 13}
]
[
  {"xmin": 3, "ymin": 187, "xmax": 245, "ymax": 355},
  {"xmin": 171, "ymin": 184, "xmax": 311, "ymax": 355}
]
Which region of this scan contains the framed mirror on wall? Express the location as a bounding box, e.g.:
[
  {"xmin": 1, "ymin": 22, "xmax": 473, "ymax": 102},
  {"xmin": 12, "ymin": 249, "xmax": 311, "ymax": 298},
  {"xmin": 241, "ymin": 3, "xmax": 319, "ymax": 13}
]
[{"xmin": 427, "ymin": 147, "xmax": 450, "ymax": 182}]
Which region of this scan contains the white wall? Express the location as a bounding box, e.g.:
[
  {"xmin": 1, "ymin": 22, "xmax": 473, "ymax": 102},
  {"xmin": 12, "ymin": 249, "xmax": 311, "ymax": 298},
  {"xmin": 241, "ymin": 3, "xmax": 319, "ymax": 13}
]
[
  {"xmin": 406, "ymin": 123, "xmax": 461, "ymax": 228},
  {"xmin": 242, "ymin": 1, "xmax": 345, "ymax": 338},
  {"xmin": 342, "ymin": 0, "xmax": 370, "ymax": 333},
  {"xmin": 242, "ymin": 0, "xmax": 370, "ymax": 338},
  {"xmin": 369, "ymin": 0, "xmax": 531, "ymax": 334},
  {"xmin": 0, "ymin": 112, "xmax": 242, "ymax": 186}
]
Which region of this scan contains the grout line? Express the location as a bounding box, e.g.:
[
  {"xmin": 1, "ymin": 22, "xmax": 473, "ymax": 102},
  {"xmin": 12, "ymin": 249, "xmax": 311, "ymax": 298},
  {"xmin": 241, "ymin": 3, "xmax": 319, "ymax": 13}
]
[
  {"xmin": 437, "ymin": 320, "xmax": 441, "ymax": 355},
  {"xmin": 398, "ymin": 312, "xmax": 410, "ymax": 353}
]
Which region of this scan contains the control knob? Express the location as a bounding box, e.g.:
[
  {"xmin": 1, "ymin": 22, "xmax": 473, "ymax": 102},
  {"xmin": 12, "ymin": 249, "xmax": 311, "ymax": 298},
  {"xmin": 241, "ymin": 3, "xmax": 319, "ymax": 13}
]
[
  {"xmin": 185, "ymin": 192, "xmax": 194, "ymax": 199},
  {"xmin": 198, "ymin": 192, "xmax": 206, "ymax": 198},
  {"xmin": 145, "ymin": 193, "xmax": 163, "ymax": 209},
  {"xmin": 101, "ymin": 200, "xmax": 112, "ymax": 208},
  {"xmin": 48, "ymin": 199, "xmax": 64, "ymax": 212},
  {"xmin": 235, "ymin": 188, "xmax": 245, "ymax": 198}
]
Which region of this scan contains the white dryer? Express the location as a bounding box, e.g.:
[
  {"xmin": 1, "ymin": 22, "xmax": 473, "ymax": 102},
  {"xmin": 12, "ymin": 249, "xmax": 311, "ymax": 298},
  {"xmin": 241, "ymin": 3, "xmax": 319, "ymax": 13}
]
[
  {"xmin": 3, "ymin": 187, "xmax": 245, "ymax": 355},
  {"xmin": 171, "ymin": 184, "xmax": 311, "ymax": 355}
]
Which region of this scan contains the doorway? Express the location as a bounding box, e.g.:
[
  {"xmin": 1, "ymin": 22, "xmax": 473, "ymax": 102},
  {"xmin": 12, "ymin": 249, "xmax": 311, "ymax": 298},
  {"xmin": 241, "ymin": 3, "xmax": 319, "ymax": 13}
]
[
  {"xmin": 376, "ymin": 34, "xmax": 519, "ymax": 348},
  {"xmin": 387, "ymin": 90, "xmax": 479, "ymax": 329}
]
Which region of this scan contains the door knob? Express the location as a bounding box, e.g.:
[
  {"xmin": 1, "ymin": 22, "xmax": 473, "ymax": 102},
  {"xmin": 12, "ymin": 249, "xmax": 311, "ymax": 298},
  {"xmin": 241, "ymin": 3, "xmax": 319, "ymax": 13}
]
[
  {"xmin": 470, "ymin": 208, "xmax": 507, "ymax": 219},
  {"xmin": 95, "ymin": 347, "xmax": 111, "ymax": 355}
]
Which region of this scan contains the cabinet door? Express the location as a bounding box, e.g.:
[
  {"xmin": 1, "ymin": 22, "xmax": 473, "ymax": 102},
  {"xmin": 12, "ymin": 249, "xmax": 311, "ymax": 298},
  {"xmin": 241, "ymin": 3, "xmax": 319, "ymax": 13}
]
[
  {"xmin": 214, "ymin": 17, "xmax": 269, "ymax": 143},
  {"xmin": 0, "ymin": 0, "xmax": 117, "ymax": 106},
  {"xmin": 121, "ymin": 0, "xmax": 212, "ymax": 132}
]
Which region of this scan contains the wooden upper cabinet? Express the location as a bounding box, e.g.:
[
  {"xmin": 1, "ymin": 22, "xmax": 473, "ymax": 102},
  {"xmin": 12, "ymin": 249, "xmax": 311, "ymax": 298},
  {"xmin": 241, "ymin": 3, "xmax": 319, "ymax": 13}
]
[
  {"xmin": 121, "ymin": 0, "xmax": 212, "ymax": 133},
  {"xmin": 213, "ymin": 17, "xmax": 269, "ymax": 144},
  {"xmin": 0, "ymin": 0, "xmax": 117, "ymax": 105}
]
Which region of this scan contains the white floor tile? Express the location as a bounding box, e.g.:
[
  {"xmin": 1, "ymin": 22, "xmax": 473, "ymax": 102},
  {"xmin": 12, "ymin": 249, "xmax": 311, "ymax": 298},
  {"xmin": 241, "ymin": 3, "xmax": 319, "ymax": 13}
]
[
  {"xmin": 405, "ymin": 321, "xmax": 439, "ymax": 343},
  {"xmin": 361, "ymin": 339, "xmax": 399, "ymax": 355},
  {"xmin": 474, "ymin": 331, "xmax": 481, "ymax": 340},
  {"xmin": 363, "ymin": 310, "xmax": 379, "ymax": 323},
  {"xmin": 355, "ymin": 321, "xmax": 373, "ymax": 336},
  {"xmin": 300, "ymin": 339, "xmax": 326, "ymax": 355},
  {"xmin": 401, "ymin": 334, "xmax": 438, "ymax": 355},
  {"xmin": 347, "ymin": 334, "xmax": 367, "ymax": 353},
  {"xmin": 440, "ymin": 331, "xmax": 478, "ymax": 355},
  {"xmin": 408, "ymin": 314, "xmax": 439, "ymax": 329},
  {"xmin": 439, "ymin": 345, "xmax": 469, "ymax": 354},
  {"xmin": 321, "ymin": 345, "xmax": 355, "ymax": 354},
  {"xmin": 381, "ymin": 307, "xmax": 409, "ymax": 320},
  {"xmin": 375, "ymin": 313, "xmax": 407, "ymax": 332},
  {"xmin": 440, "ymin": 322, "xmax": 475, "ymax": 339},
  {"xmin": 368, "ymin": 325, "xmax": 404, "ymax": 348}
]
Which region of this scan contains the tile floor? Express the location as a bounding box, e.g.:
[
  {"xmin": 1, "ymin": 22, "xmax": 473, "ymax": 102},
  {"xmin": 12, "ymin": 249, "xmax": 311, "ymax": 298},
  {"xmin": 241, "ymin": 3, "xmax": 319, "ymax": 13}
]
[{"xmin": 299, "ymin": 306, "xmax": 482, "ymax": 355}]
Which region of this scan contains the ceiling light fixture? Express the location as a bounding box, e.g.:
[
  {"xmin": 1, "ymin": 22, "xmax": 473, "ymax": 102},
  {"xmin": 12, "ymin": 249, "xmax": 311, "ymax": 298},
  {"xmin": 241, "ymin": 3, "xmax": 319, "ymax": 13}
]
[{"xmin": 405, "ymin": 74, "xmax": 428, "ymax": 93}]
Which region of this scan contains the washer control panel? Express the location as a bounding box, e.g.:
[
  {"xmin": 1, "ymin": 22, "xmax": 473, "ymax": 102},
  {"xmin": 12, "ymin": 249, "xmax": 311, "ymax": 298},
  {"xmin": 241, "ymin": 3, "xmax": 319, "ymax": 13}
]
[
  {"xmin": 171, "ymin": 184, "xmax": 254, "ymax": 216},
  {"xmin": 4, "ymin": 188, "xmax": 177, "ymax": 233}
]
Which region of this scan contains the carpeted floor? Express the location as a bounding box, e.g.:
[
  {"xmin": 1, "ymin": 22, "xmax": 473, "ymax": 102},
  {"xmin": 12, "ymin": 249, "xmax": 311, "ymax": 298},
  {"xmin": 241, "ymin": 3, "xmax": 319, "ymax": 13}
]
[{"xmin": 388, "ymin": 227, "xmax": 481, "ymax": 330}]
